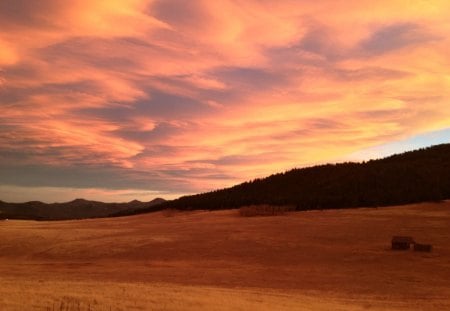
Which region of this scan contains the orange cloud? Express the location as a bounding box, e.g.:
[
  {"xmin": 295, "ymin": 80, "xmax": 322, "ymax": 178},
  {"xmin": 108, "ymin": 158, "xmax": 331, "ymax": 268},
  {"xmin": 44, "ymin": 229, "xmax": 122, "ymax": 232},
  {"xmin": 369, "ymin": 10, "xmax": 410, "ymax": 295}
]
[
  {"xmin": 1, "ymin": 0, "xmax": 450, "ymax": 201},
  {"xmin": 0, "ymin": 39, "xmax": 18, "ymax": 65}
]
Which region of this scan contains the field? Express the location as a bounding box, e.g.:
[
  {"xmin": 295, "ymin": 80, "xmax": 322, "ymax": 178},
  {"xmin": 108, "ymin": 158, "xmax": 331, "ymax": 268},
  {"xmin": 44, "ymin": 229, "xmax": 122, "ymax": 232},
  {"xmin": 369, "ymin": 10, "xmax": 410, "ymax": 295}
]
[{"xmin": 1, "ymin": 202, "xmax": 449, "ymax": 310}]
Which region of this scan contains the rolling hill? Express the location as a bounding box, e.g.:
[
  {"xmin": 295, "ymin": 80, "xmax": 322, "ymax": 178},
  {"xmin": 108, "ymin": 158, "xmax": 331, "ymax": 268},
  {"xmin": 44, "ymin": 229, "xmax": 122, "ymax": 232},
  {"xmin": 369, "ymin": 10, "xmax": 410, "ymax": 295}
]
[
  {"xmin": 0, "ymin": 198, "xmax": 165, "ymax": 220},
  {"xmin": 3, "ymin": 144, "xmax": 449, "ymax": 220},
  {"xmin": 1, "ymin": 201, "xmax": 450, "ymax": 310},
  {"xmin": 121, "ymin": 143, "xmax": 450, "ymax": 215}
]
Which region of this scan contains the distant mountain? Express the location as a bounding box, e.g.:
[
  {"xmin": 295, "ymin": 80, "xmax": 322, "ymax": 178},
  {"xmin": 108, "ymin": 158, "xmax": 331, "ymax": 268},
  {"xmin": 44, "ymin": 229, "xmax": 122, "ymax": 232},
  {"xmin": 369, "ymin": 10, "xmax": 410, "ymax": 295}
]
[
  {"xmin": 3, "ymin": 144, "xmax": 450, "ymax": 220},
  {"xmin": 127, "ymin": 143, "xmax": 449, "ymax": 214},
  {"xmin": 0, "ymin": 198, "xmax": 165, "ymax": 220}
]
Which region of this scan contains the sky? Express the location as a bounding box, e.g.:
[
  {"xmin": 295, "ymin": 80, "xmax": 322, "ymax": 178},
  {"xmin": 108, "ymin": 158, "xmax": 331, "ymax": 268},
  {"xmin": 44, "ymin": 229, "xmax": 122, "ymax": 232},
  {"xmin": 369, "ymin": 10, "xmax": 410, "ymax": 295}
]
[{"xmin": 1, "ymin": 0, "xmax": 450, "ymax": 203}]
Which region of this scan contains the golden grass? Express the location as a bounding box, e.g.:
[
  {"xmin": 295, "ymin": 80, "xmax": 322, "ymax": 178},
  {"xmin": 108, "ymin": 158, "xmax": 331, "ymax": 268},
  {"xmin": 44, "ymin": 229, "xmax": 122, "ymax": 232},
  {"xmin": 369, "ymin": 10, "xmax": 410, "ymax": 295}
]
[
  {"xmin": 0, "ymin": 278, "xmax": 432, "ymax": 311},
  {"xmin": 1, "ymin": 202, "xmax": 450, "ymax": 310}
]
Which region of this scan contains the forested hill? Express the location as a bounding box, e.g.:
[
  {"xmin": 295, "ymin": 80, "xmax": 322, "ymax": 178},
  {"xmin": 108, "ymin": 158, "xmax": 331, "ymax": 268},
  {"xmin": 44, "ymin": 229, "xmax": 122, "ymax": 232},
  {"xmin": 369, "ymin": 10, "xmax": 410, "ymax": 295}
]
[
  {"xmin": 0, "ymin": 198, "xmax": 165, "ymax": 220},
  {"xmin": 150, "ymin": 143, "xmax": 450, "ymax": 212}
]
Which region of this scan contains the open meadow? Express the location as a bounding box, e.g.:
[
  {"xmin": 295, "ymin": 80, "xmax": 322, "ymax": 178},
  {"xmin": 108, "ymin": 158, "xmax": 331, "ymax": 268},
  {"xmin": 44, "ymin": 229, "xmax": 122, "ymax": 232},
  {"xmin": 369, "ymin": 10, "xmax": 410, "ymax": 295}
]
[{"xmin": 1, "ymin": 202, "xmax": 450, "ymax": 310}]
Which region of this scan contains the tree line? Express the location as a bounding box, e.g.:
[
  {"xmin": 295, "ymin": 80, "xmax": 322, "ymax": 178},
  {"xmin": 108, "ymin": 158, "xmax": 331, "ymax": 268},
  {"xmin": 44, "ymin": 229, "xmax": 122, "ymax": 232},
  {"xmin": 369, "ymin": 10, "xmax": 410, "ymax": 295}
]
[{"xmin": 154, "ymin": 144, "xmax": 450, "ymax": 212}]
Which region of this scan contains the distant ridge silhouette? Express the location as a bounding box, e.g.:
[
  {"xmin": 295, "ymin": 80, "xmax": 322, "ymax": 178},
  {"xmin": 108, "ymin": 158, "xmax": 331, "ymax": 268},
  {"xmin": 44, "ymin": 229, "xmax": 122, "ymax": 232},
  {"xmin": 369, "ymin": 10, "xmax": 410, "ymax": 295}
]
[
  {"xmin": 119, "ymin": 143, "xmax": 450, "ymax": 216},
  {"xmin": 0, "ymin": 198, "xmax": 165, "ymax": 220},
  {"xmin": 3, "ymin": 144, "xmax": 450, "ymax": 220}
]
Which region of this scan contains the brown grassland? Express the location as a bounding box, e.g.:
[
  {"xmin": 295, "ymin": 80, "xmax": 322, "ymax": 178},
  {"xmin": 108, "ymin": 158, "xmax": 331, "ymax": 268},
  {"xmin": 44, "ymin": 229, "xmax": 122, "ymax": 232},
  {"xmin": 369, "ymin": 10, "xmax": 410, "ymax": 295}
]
[{"xmin": 1, "ymin": 201, "xmax": 450, "ymax": 310}]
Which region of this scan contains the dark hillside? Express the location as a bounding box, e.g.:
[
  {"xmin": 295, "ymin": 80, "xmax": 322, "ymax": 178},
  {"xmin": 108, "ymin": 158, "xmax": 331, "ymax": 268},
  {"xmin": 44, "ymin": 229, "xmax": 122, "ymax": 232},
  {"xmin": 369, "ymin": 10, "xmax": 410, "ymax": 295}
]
[
  {"xmin": 0, "ymin": 198, "xmax": 165, "ymax": 220},
  {"xmin": 155, "ymin": 144, "xmax": 450, "ymax": 212},
  {"xmin": 4, "ymin": 144, "xmax": 449, "ymax": 219}
]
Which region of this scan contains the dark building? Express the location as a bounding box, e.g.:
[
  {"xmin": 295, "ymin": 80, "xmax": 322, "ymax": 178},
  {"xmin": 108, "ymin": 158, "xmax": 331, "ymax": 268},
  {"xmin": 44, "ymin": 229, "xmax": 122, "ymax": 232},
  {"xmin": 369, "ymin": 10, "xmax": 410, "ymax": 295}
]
[
  {"xmin": 414, "ymin": 243, "xmax": 432, "ymax": 252},
  {"xmin": 391, "ymin": 236, "xmax": 414, "ymax": 250}
]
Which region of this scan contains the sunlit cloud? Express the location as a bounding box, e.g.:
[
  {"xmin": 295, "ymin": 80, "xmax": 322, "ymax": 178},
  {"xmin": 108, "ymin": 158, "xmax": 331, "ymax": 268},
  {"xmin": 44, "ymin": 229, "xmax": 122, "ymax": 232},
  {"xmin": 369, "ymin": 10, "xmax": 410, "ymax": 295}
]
[{"xmin": 1, "ymin": 0, "xmax": 450, "ymax": 202}]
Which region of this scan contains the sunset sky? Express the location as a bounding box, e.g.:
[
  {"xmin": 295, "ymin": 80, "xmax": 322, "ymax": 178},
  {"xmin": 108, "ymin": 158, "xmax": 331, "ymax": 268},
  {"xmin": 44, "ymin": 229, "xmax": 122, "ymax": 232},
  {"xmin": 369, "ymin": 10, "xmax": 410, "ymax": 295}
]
[{"xmin": 1, "ymin": 1, "xmax": 450, "ymax": 203}]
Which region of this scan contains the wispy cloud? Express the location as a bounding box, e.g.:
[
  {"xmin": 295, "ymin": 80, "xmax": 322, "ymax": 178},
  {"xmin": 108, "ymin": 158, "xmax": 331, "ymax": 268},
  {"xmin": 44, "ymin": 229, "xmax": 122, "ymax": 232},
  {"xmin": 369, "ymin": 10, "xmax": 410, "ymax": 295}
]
[{"xmin": 1, "ymin": 0, "xmax": 450, "ymax": 201}]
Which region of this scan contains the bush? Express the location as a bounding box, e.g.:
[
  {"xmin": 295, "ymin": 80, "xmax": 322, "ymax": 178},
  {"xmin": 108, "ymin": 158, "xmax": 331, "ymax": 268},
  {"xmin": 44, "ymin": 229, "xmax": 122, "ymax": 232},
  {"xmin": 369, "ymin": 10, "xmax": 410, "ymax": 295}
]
[
  {"xmin": 162, "ymin": 208, "xmax": 178, "ymax": 217},
  {"xmin": 238, "ymin": 205, "xmax": 295, "ymax": 217}
]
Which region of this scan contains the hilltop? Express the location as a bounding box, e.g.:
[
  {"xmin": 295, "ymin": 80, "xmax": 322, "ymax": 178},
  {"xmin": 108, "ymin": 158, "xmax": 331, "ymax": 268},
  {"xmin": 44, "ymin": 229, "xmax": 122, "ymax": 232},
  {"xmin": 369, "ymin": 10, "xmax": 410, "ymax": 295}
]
[
  {"xmin": 122, "ymin": 143, "xmax": 450, "ymax": 215},
  {"xmin": 0, "ymin": 197, "xmax": 165, "ymax": 220},
  {"xmin": 3, "ymin": 144, "xmax": 449, "ymax": 220}
]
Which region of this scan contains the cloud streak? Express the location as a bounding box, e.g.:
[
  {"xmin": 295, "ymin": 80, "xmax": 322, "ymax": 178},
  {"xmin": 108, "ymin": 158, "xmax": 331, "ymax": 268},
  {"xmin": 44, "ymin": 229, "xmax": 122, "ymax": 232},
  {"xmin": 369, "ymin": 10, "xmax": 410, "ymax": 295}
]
[{"xmin": 1, "ymin": 0, "xmax": 450, "ymax": 202}]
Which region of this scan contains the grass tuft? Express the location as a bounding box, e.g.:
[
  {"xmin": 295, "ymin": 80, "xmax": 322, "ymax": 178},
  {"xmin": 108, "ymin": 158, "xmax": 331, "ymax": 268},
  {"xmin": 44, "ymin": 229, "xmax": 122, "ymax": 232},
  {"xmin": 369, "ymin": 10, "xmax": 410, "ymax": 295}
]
[
  {"xmin": 238, "ymin": 205, "xmax": 296, "ymax": 217},
  {"xmin": 162, "ymin": 208, "xmax": 178, "ymax": 217}
]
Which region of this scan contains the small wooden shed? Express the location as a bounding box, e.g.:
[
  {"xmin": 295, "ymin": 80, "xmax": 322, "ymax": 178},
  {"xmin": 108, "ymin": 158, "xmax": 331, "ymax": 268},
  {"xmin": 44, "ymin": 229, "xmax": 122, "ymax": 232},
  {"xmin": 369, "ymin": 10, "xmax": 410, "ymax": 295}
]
[
  {"xmin": 414, "ymin": 243, "xmax": 432, "ymax": 252},
  {"xmin": 391, "ymin": 236, "xmax": 414, "ymax": 250}
]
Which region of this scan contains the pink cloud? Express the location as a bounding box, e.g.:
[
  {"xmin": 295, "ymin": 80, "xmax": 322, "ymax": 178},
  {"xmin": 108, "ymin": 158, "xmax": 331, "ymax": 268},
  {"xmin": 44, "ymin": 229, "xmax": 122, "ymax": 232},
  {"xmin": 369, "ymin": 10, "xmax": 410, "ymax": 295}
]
[{"xmin": 1, "ymin": 1, "xmax": 450, "ymax": 201}]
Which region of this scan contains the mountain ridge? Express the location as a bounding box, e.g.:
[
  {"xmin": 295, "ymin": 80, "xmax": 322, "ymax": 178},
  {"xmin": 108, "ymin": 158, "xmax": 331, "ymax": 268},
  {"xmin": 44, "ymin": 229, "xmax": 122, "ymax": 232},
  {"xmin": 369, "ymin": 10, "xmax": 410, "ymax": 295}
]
[
  {"xmin": 119, "ymin": 143, "xmax": 450, "ymax": 216},
  {"xmin": 3, "ymin": 144, "xmax": 450, "ymax": 219},
  {"xmin": 0, "ymin": 198, "xmax": 166, "ymax": 220}
]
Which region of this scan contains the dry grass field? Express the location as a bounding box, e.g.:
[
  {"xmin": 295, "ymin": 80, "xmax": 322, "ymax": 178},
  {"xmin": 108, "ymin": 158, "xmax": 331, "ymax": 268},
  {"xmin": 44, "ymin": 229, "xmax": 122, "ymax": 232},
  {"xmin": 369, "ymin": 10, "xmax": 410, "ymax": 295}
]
[{"xmin": 1, "ymin": 201, "xmax": 450, "ymax": 310}]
